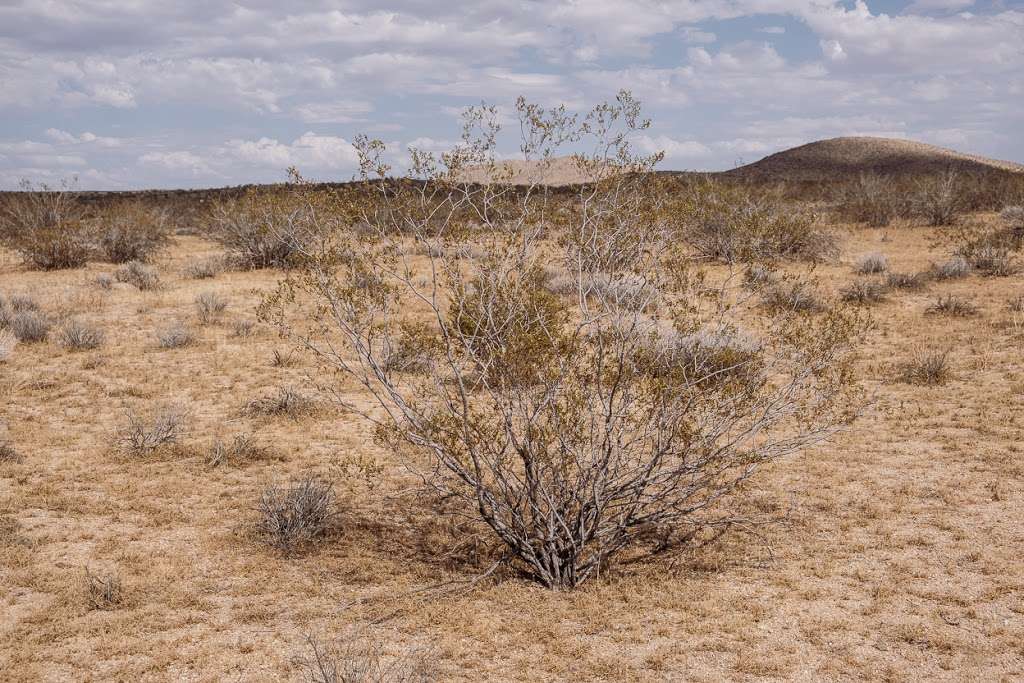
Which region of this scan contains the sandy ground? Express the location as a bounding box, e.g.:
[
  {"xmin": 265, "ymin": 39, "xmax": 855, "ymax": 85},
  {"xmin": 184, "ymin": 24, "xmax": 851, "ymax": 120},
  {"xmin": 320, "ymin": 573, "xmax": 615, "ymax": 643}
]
[{"xmin": 1, "ymin": 216, "xmax": 1022, "ymax": 681}]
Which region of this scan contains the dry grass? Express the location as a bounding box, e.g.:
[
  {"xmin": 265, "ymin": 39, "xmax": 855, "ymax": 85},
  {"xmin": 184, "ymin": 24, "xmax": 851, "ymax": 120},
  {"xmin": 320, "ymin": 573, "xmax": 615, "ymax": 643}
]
[
  {"xmin": 59, "ymin": 318, "xmax": 105, "ymax": 351},
  {"xmin": 897, "ymin": 351, "xmax": 951, "ymax": 386},
  {"xmin": 255, "ymin": 476, "xmax": 335, "ymax": 555},
  {"xmin": 2, "ymin": 218, "xmax": 1023, "ymax": 681}
]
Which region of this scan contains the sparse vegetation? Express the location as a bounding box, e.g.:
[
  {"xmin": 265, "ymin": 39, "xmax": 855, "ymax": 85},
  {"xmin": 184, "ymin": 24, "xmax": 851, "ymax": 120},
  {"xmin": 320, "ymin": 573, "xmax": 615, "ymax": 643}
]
[
  {"xmin": 183, "ymin": 257, "xmax": 224, "ymax": 280},
  {"xmin": 0, "ymin": 179, "xmax": 91, "ymax": 270},
  {"xmin": 840, "ymin": 279, "xmax": 888, "ymax": 305},
  {"xmin": 295, "ymin": 633, "xmax": 433, "ymax": 683},
  {"xmin": 59, "ymin": 318, "xmax": 105, "ymax": 351},
  {"xmin": 83, "ymin": 568, "xmax": 123, "ymax": 610},
  {"xmin": 10, "ymin": 310, "xmax": 51, "ymax": 343},
  {"xmin": 913, "ymin": 169, "xmax": 962, "ymax": 226},
  {"xmin": 231, "ymin": 318, "xmax": 257, "ymax": 338},
  {"xmin": 926, "ymin": 295, "xmax": 978, "ymax": 317},
  {"xmin": 0, "ymin": 328, "xmax": 16, "ymax": 362},
  {"xmin": 885, "ymin": 271, "xmax": 928, "ymax": 291},
  {"xmin": 245, "ymin": 386, "xmax": 319, "ymax": 420},
  {"xmin": 255, "ymin": 476, "xmax": 335, "ymax": 554},
  {"xmin": 195, "ymin": 291, "xmax": 228, "ymax": 324},
  {"xmin": 116, "ymin": 404, "xmax": 189, "ymax": 456},
  {"xmin": 207, "ymin": 432, "xmax": 273, "ymax": 467},
  {"xmin": 836, "ymin": 173, "xmax": 904, "ymax": 227},
  {"xmin": 760, "ymin": 279, "xmax": 825, "ymax": 313},
  {"xmin": 156, "ymin": 321, "xmax": 196, "ymax": 348},
  {"xmin": 208, "ymin": 183, "xmax": 327, "ymax": 269},
  {"xmin": 897, "ymin": 351, "xmax": 951, "ymax": 385},
  {"xmin": 855, "ymin": 252, "xmax": 889, "ymax": 274},
  {"xmin": 930, "ymin": 256, "xmax": 971, "ymax": 280},
  {"xmin": 0, "ymin": 441, "xmax": 20, "ymax": 463},
  {"xmin": 114, "ymin": 260, "xmax": 161, "ymax": 290},
  {"xmin": 684, "ymin": 185, "xmax": 839, "ymax": 263},
  {"xmin": 93, "ymin": 200, "xmax": 169, "ymax": 263},
  {"xmin": 261, "ymin": 94, "xmax": 862, "ymax": 588}
]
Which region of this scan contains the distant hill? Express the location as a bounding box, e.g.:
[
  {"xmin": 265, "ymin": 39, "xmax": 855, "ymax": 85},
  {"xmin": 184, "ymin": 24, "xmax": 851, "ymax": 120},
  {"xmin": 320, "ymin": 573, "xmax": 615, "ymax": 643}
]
[{"xmin": 720, "ymin": 136, "xmax": 1024, "ymax": 183}]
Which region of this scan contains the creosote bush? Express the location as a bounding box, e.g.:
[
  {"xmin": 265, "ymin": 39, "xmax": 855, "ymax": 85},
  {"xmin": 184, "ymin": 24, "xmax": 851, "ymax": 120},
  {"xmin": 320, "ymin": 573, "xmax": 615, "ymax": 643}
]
[
  {"xmin": 262, "ymin": 93, "xmax": 865, "ymax": 589},
  {"xmin": 93, "ymin": 200, "xmax": 169, "ymax": 263},
  {"xmin": 0, "ymin": 179, "xmax": 91, "ymax": 270},
  {"xmin": 116, "ymin": 404, "xmax": 189, "ymax": 456},
  {"xmin": 255, "ymin": 476, "xmax": 335, "ymax": 554},
  {"xmin": 60, "ymin": 318, "xmax": 105, "ymax": 351},
  {"xmin": 836, "ymin": 173, "xmax": 904, "ymax": 227},
  {"xmin": 208, "ymin": 182, "xmax": 329, "ymax": 269},
  {"xmin": 115, "ymin": 260, "xmax": 161, "ymax": 290},
  {"xmin": 913, "ymin": 169, "xmax": 962, "ymax": 226},
  {"xmin": 897, "ymin": 351, "xmax": 950, "ymax": 386},
  {"xmin": 683, "ymin": 183, "xmax": 838, "ymax": 263}
]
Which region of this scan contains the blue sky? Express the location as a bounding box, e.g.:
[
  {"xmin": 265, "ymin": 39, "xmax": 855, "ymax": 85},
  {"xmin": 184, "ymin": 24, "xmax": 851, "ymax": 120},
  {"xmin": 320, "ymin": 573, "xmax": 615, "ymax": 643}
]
[{"xmin": 1, "ymin": 1, "xmax": 1021, "ymax": 189}]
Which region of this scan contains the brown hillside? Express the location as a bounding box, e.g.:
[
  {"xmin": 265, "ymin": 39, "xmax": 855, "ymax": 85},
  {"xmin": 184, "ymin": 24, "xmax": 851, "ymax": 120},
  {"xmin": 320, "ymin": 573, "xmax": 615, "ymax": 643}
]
[{"xmin": 723, "ymin": 136, "xmax": 1024, "ymax": 182}]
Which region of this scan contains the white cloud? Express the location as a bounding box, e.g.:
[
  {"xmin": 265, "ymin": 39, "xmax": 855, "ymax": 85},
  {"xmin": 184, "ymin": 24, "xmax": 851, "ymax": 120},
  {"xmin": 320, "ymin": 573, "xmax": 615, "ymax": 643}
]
[
  {"xmin": 226, "ymin": 132, "xmax": 359, "ymax": 171},
  {"xmin": 139, "ymin": 150, "xmax": 214, "ymax": 175}
]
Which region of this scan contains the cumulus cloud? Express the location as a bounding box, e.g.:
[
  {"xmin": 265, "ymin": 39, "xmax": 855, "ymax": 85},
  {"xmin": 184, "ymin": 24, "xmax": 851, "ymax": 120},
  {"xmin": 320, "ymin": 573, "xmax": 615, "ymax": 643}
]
[{"xmin": 0, "ymin": 0, "xmax": 1022, "ymax": 187}]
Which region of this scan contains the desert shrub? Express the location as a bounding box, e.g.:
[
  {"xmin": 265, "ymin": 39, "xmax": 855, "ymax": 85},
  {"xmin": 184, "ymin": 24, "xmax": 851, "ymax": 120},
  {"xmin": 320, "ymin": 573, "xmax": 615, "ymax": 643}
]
[
  {"xmin": 854, "ymin": 252, "xmax": 888, "ymax": 274},
  {"xmin": 7, "ymin": 294, "xmax": 39, "ymax": 312},
  {"xmin": 255, "ymin": 476, "xmax": 335, "ymax": 554},
  {"xmin": 116, "ymin": 404, "xmax": 189, "ymax": 456},
  {"xmin": 0, "ymin": 180, "xmax": 91, "ymax": 269},
  {"xmin": 270, "ymin": 349, "xmax": 299, "ymax": 367},
  {"xmin": 581, "ymin": 272, "xmax": 657, "ymax": 311},
  {"xmin": 231, "ymin": 319, "xmax": 256, "ymax": 338},
  {"xmin": 743, "ymin": 263, "xmax": 778, "ymax": 289},
  {"xmin": 208, "ymin": 432, "xmax": 272, "ymax": 467},
  {"xmin": 683, "ymin": 185, "xmax": 838, "ymax": 263},
  {"xmin": 930, "ymin": 257, "xmax": 970, "ymax": 280},
  {"xmin": 1009, "ymin": 295, "xmax": 1024, "ymax": 313},
  {"xmin": 245, "ymin": 386, "xmax": 318, "ymax": 420},
  {"xmin": 926, "ymin": 295, "xmax": 978, "ymax": 317},
  {"xmin": 913, "ymin": 169, "xmax": 962, "ymax": 226},
  {"xmin": 59, "ymin": 318, "xmax": 105, "ymax": 351},
  {"xmin": 885, "ymin": 271, "xmax": 928, "ymax": 291},
  {"xmin": 967, "ymin": 246, "xmax": 1018, "ymax": 276},
  {"xmin": 183, "ymin": 256, "xmax": 223, "ymax": 280},
  {"xmin": 0, "ymin": 329, "xmax": 15, "ymax": 362},
  {"xmin": 207, "ymin": 180, "xmax": 329, "ymax": 269},
  {"xmin": 897, "ymin": 351, "xmax": 950, "ymax": 386},
  {"xmin": 114, "ymin": 260, "xmax": 160, "ymax": 290},
  {"xmin": 1000, "ymin": 205, "xmax": 1024, "ymax": 231},
  {"xmin": 194, "ymin": 291, "xmax": 228, "ymax": 324},
  {"xmin": 156, "ymin": 321, "xmax": 196, "ymax": 348},
  {"xmin": 261, "ymin": 93, "xmax": 864, "ymax": 588},
  {"xmin": 760, "ymin": 280, "xmax": 825, "ymax": 313},
  {"xmin": 83, "ymin": 568, "xmax": 123, "ymax": 610},
  {"xmin": 10, "ymin": 310, "xmax": 51, "ymax": 343},
  {"xmin": 93, "ymin": 201, "xmax": 169, "ymax": 263},
  {"xmin": 382, "ymin": 322, "xmax": 438, "ymax": 375},
  {"xmin": 0, "ymin": 441, "xmax": 20, "ymax": 463},
  {"xmin": 840, "ymin": 279, "xmax": 889, "ymax": 305},
  {"xmin": 94, "ymin": 273, "xmax": 114, "ymax": 290},
  {"xmin": 836, "ymin": 173, "xmax": 904, "ymax": 227},
  {"xmin": 296, "ymin": 633, "xmax": 433, "ymax": 683}
]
